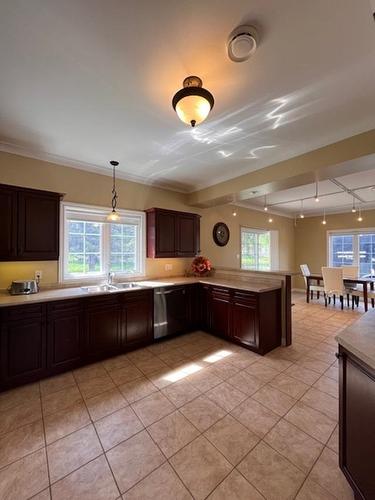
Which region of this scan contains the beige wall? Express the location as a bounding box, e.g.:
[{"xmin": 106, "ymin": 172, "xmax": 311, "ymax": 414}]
[
  {"xmin": 295, "ymin": 209, "xmax": 375, "ymax": 288},
  {"xmin": 0, "ymin": 151, "xmax": 295, "ymax": 288}
]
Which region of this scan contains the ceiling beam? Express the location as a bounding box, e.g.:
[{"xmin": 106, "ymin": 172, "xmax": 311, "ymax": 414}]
[{"xmin": 187, "ymin": 129, "xmax": 375, "ymax": 208}]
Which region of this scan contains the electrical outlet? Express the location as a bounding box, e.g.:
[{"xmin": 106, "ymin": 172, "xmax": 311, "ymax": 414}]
[
  {"xmin": 165, "ymin": 264, "xmax": 173, "ymax": 271},
  {"xmin": 35, "ymin": 270, "xmax": 43, "ymax": 280}
]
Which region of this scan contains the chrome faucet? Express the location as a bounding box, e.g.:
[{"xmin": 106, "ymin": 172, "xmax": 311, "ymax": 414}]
[{"xmin": 107, "ymin": 272, "xmax": 115, "ymax": 285}]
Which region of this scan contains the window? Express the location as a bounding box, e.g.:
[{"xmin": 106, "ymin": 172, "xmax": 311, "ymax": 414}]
[
  {"xmin": 61, "ymin": 203, "xmax": 145, "ymax": 281},
  {"xmin": 241, "ymin": 227, "xmax": 279, "ymax": 271},
  {"xmin": 328, "ymin": 230, "xmax": 375, "ymax": 276}
]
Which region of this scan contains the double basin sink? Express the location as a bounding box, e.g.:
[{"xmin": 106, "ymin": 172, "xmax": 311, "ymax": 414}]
[{"xmin": 81, "ymin": 282, "xmax": 142, "ymax": 293}]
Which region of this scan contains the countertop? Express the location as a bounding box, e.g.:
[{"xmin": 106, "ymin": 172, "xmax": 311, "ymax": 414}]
[
  {"xmin": 336, "ymin": 309, "xmax": 375, "ymax": 370},
  {"xmin": 0, "ymin": 276, "xmax": 281, "ymax": 308}
]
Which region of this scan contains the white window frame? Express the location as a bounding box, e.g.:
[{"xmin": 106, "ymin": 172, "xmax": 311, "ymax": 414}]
[
  {"xmin": 60, "ymin": 202, "xmax": 146, "ymax": 283},
  {"xmin": 240, "ymin": 227, "xmax": 279, "ymax": 271},
  {"xmin": 327, "ymin": 227, "xmax": 375, "ymax": 271}
]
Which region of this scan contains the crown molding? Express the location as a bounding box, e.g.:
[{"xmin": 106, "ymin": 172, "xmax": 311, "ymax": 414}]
[{"xmin": 0, "ymin": 141, "xmax": 189, "ymax": 193}]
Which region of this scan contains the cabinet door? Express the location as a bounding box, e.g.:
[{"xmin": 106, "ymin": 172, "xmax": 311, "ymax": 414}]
[
  {"xmin": 17, "ymin": 190, "xmax": 60, "ymax": 260},
  {"xmin": 156, "ymin": 211, "xmax": 176, "ymax": 257},
  {"xmin": 339, "ymin": 349, "xmax": 375, "ymax": 499},
  {"xmin": 47, "ymin": 301, "xmax": 83, "ymax": 371},
  {"xmin": 164, "ymin": 287, "xmax": 189, "ymax": 335},
  {"xmin": 85, "ymin": 299, "xmax": 120, "ymax": 359},
  {"xmin": 199, "ymin": 285, "xmax": 212, "ymax": 330},
  {"xmin": 123, "ymin": 292, "xmax": 153, "ymax": 347},
  {"xmin": 0, "ymin": 185, "xmax": 17, "ymax": 261},
  {"xmin": 211, "ymin": 288, "xmax": 231, "ymax": 338},
  {"xmin": 176, "ymin": 214, "xmax": 199, "ymax": 257},
  {"xmin": 1, "ymin": 317, "xmax": 46, "ymax": 387},
  {"xmin": 232, "ymin": 298, "xmax": 258, "ymax": 348}
]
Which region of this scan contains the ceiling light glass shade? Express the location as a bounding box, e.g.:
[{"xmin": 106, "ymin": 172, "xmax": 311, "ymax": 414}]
[
  {"xmin": 172, "ymin": 76, "xmax": 214, "ymax": 127},
  {"xmin": 107, "ymin": 210, "xmax": 120, "ymax": 222}
]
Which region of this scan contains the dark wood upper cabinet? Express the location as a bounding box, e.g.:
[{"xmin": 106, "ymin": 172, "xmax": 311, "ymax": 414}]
[
  {"xmin": 146, "ymin": 208, "xmax": 200, "ymax": 258},
  {"xmin": 0, "ymin": 183, "xmax": 61, "ymax": 261}
]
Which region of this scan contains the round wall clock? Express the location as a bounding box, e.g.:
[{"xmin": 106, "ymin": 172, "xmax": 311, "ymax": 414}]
[{"xmin": 213, "ymin": 222, "xmax": 230, "ymax": 246}]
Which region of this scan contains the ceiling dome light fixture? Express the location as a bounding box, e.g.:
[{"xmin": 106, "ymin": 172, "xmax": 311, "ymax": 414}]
[
  {"xmin": 172, "ymin": 76, "xmax": 214, "ymax": 127},
  {"xmin": 107, "ymin": 160, "xmax": 120, "ymax": 222},
  {"xmin": 227, "ymin": 25, "xmax": 258, "ymax": 62}
]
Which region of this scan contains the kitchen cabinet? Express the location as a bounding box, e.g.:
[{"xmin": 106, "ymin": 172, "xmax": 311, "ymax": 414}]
[
  {"xmin": 121, "ymin": 290, "xmax": 153, "ymax": 347},
  {"xmin": 338, "ymin": 346, "xmax": 375, "ymax": 499},
  {"xmin": 84, "ymin": 295, "xmax": 120, "ymax": 360},
  {"xmin": 0, "ymin": 304, "xmax": 46, "ymax": 387},
  {"xmin": 231, "ymin": 291, "xmax": 257, "ymax": 348},
  {"xmin": 154, "ymin": 286, "xmax": 189, "ymax": 338},
  {"xmin": 211, "ymin": 287, "xmax": 231, "ymax": 338},
  {"xmin": 47, "ymin": 300, "xmax": 83, "ymax": 372},
  {"xmin": 146, "ymin": 208, "xmax": 200, "ymax": 258},
  {"xmin": 0, "ymin": 183, "xmax": 61, "ymax": 262}
]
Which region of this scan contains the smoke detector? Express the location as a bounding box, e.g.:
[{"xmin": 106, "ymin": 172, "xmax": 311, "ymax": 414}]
[{"xmin": 227, "ymin": 25, "xmax": 258, "ymax": 62}]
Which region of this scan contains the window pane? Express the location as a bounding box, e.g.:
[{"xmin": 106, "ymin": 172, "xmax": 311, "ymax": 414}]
[
  {"xmin": 69, "ymin": 234, "xmax": 83, "ymax": 253},
  {"xmin": 330, "ymin": 235, "xmax": 353, "ymax": 267},
  {"xmin": 85, "ymin": 254, "xmax": 101, "ymax": 273},
  {"xmin": 241, "ymin": 229, "xmax": 271, "ymax": 271},
  {"xmin": 68, "ymin": 254, "xmax": 84, "ymax": 274},
  {"xmin": 67, "ymin": 220, "xmax": 103, "ymax": 275},
  {"xmin": 359, "ymin": 233, "xmax": 375, "ymax": 276},
  {"xmin": 110, "ymin": 223, "xmax": 138, "ymax": 273}
]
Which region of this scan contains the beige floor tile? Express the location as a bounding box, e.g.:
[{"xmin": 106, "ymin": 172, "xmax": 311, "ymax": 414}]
[
  {"xmin": 269, "ymin": 373, "xmax": 309, "ymax": 399},
  {"xmin": 260, "ymin": 357, "xmax": 293, "ymax": 372},
  {"xmin": 324, "ymin": 365, "xmax": 339, "ymax": 381},
  {"xmin": 42, "ymin": 385, "xmax": 82, "ymax": 417},
  {"xmin": 209, "ymin": 361, "xmax": 241, "ymax": 380},
  {"xmin": 204, "ymin": 414, "xmax": 259, "ymax": 465},
  {"xmin": 127, "ymin": 347, "xmax": 156, "ymax": 361},
  {"xmin": 109, "ymin": 364, "xmax": 144, "ymax": 385},
  {"xmin": 326, "ymin": 425, "xmax": 339, "ymax": 453},
  {"xmin": 101, "ymin": 354, "xmax": 131, "ymax": 372},
  {"xmin": 30, "ymin": 488, "xmax": 51, "ymax": 500},
  {"xmin": 252, "ymin": 385, "xmax": 297, "ymax": 417},
  {"xmin": 44, "ymin": 400, "xmax": 90, "ymax": 444},
  {"xmin": 95, "ymin": 406, "xmax": 143, "ymax": 450},
  {"xmin": 206, "ymin": 382, "xmax": 248, "ymax": 412},
  {"xmin": 78, "ymin": 374, "xmax": 116, "ymax": 399},
  {"xmin": 180, "ymin": 395, "xmax": 226, "ymax": 432},
  {"xmin": 284, "ymin": 364, "xmax": 321, "ymax": 385},
  {"xmin": 296, "ymin": 357, "xmax": 332, "ymax": 375},
  {"xmin": 133, "ymin": 356, "xmax": 169, "ymax": 375},
  {"xmin": 123, "ymin": 462, "xmax": 192, "ymax": 500},
  {"xmin": 47, "ymin": 424, "xmax": 102, "ymax": 483},
  {"xmin": 227, "ymin": 351, "xmax": 259, "ymax": 370},
  {"xmin": 245, "ymin": 361, "xmax": 280, "ymax": 383},
  {"xmin": 40, "ymin": 372, "xmax": 76, "ymax": 397},
  {"xmin": 170, "ymin": 435, "xmax": 232, "ymax": 500},
  {"xmin": 237, "ymin": 441, "xmax": 306, "ymax": 500},
  {"xmin": 231, "ymin": 398, "xmax": 280, "ymax": 438},
  {"xmin": 131, "ymin": 391, "xmax": 175, "ymax": 426},
  {"xmin": 0, "ymin": 420, "xmax": 44, "ymax": 469},
  {"xmin": 51, "ymin": 454, "xmax": 119, "ymax": 500},
  {"xmin": 0, "ymin": 448, "xmax": 49, "ymax": 500},
  {"xmin": 309, "ymin": 447, "xmax": 354, "ymax": 499},
  {"xmin": 147, "ymin": 340, "xmax": 178, "ymax": 355},
  {"xmin": 0, "ymin": 383, "xmax": 40, "ymax": 413},
  {"xmin": 106, "ymin": 430, "xmax": 165, "ymax": 493},
  {"xmin": 146, "ymin": 367, "xmax": 175, "ymax": 389},
  {"xmin": 301, "ymin": 388, "xmax": 338, "ymax": 421},
  {"xmin": 148, "ymin": 410, "xmax": 199, "ymax": 458},
  {"xmin": 74, "ymin": 363, "xmax": 107, "ymax": 382},
  {"xmin": 162, "ymin": 379, "xmax": 201, "ymax": 407},
  {"xmin": 226, "ymin": 371, "xmax": 265, "ymax": 396},
  {"xmin": 296, "ymin": 477, "xmax": 336, "ymax": 499},
  {"xmin": 85, "ymin": 387, "xmax": 128, "ymax": 421},
  {"xmin": 0, "ymin": 398, "xmax": 42, "ymax": 436},
  {"xmin": 157, "ymin": 347, "xmax": 189, "ymax": 366},
  {"xmin": 118, "ymin": 377, "xmax": 157, "ymax": 403},
  {"xmin": 284, "ymin": 401, "xmax": 336, "ymax": 444},
  {"xmin": 264, "ymin": 419, "xmax": 323, "ymax": 473},
  {"xmin": 187, "ymin": 368, "xmax": 222, "ymax": 392},
  {"xmin": 313, "ymin": 375, "xmax": 338, "ymax": 399},
  {"xmin": 207, "ymin": 469, "xmax": 264, "ymax": 500}
]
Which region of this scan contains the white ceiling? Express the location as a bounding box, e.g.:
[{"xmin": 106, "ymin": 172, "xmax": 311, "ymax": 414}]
[
  {"xmin": 0, "ymin": 0, "xmax": 375, "ymax": 192},
  {"xmin": 239, "ymin": 167, "xmax": 375, "ymax": 217}
]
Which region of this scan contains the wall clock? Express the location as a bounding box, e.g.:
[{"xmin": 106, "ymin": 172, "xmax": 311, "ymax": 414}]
[{"xmin": 213, "ymin": 222, "xmax": 230, "ymax": 246}]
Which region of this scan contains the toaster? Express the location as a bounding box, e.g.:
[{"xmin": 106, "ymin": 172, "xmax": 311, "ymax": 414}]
[{"xmin": 8, "ymin": 280, "xmax": 39, "ymax": 295}]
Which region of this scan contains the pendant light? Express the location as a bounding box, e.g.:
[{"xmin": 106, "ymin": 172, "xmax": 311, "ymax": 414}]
[
  {"xmin": 263, "ymin": 195, "xmax": 268, "ymax": 211},
  {"xmin": 322, "ymin": 209, "xmax": 327, "ymax": 225},
  {"xmin": 172, "ymin": 76, "xmax": 214, "ymax": 127},
  {"xmin": 299, "ymin": 199, "xmax": 305, "ymax": 219},
  {"xmin": 314, "ymin": 181, "xmax": 320, "ymax": 202},
  {"xmin": 351, "ymin": 195, "xmax": 356, "ymax": 213},
  {"xmin": 107, "ymin": 161, "xmax": 120, "ymax": 222},
  {"xmin": 357, "ymin": 205, "xmax": 363, "ymax": 222}
]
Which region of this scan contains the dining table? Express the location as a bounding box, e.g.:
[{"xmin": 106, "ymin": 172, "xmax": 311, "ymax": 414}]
[{"xmin": 305, "ymin": 274, "xmax": 375, "ymax": 311}]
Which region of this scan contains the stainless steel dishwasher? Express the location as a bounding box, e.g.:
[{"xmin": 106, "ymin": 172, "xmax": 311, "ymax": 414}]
[{"xmin": 154, "ymin": 286, "xmax": 188, "ymax": 339}]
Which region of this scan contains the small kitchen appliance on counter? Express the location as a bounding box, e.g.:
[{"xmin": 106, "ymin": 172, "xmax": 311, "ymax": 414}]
[{"xmin": 8, "ymin": 280, "xmax": 39, "ymax": 295}]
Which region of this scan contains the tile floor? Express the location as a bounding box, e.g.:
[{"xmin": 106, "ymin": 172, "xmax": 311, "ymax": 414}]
[{"xmin": 0, "ymin": 292, "xmax": 363, "ymax": 500}]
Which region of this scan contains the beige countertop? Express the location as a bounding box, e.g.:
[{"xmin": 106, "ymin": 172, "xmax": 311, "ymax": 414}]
[
  {"xmin": 336, "ymin": 309, "xmax": 375, "ymax": 370},
  {"xmin": 0, "ymin": 276, "xmax": 281, "ymax": 308}
]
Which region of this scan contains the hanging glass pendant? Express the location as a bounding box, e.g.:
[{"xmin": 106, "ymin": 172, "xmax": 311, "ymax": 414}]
[{"xmin": 107, "ymin": 160, "xmax": 120, "ymax": 221}]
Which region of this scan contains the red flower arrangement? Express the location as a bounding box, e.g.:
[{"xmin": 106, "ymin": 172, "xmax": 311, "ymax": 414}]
[{"xmin": 191, "ymin": 256, "xmax": 212, "ymax": 276}]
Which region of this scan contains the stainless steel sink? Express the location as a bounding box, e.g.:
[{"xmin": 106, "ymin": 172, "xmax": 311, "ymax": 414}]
[
  {"xmin": 81, "ymin": 284, "xmax": 118, "ymax": 293},
  {"xmin": 114, "ymin": 282, "xmax": 142, "ymax": 289}
]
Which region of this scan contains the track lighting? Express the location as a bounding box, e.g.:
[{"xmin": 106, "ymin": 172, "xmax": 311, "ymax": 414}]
[
  {"xmin": 314, "ymin": 181, "xmax": 319, "ymax": 202},
  {"xmin": 299, "ymin": 199, "xmax": 304, "ymax": 219},
  {"xmin": 232, "ymin": 211, "xmax": 237, "ymax": 217},
  {"xmin": 263, "ymin": 195, "xmax": 268, "ymax": 211},
  {"xmin": 357, "ymin": 205, "xmax": 363, "ymax": 222},
  {"xmin": 322, "ymin": 209, "xmax": 327, "ymax": 225},
  {"xmin": 351, "ymin": 195, "xmax": 356, "ymax": 213},
  {"xmin": 268, "ymin": 217, "xmax": 273, "ymax": 223}
]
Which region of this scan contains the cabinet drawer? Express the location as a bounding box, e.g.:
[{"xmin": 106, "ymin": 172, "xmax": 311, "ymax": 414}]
[
  {"xmin": 1, "ymin": 303, "xmax": 44, "ymax": 321},
  {"xmin": 233, "ymin": 290, "xmax": 258, "ymax": 304},
  {"xmin": 84, "ymin": 294, "xmax": 120, "ymax": 309},
  {"xmin": 47, "ymin": 299, "xmax": 82, "ymax": 315}
]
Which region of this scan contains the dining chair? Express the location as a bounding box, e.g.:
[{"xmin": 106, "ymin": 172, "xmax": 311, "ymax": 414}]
[
  {"xmin": 300, "ymin": 264, "xmax": 324, "ymax": 300},
  {"xmin": 342, "ymin": 265, "xmax": 362, "ymax": 306},
  {"xmin": 321, "ymin": 267, "xmax": 346, "ymax": 309}
]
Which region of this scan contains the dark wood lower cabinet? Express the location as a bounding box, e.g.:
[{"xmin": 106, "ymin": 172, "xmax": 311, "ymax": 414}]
[
  {"xmin": 85, "ymin": 296, "xmax": 120, "ymax": 360},
  {"xmin": 211, "ymin": 288, "xmax": 231, "ymax": 338},
  {"xmin": 121, "ymin": 290, "xmax": 153, "ymax": 347},
  {"xmin": 339, "ymin": 346, "xmax": 375, "ymax": 500},
  {"xmin": 231, "ymin": 293, "xmax": 257, "ymax": 348}
]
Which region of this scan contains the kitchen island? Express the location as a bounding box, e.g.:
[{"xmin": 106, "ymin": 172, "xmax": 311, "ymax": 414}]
[{"xmin": 336, "ymin": 310, "xmax": 375, "ymax": 500}]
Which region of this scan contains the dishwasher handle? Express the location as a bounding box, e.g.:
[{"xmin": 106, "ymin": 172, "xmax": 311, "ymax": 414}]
[{"xmin": 155, "ymin": 288, "xmax": 186, "ymax": 295}]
